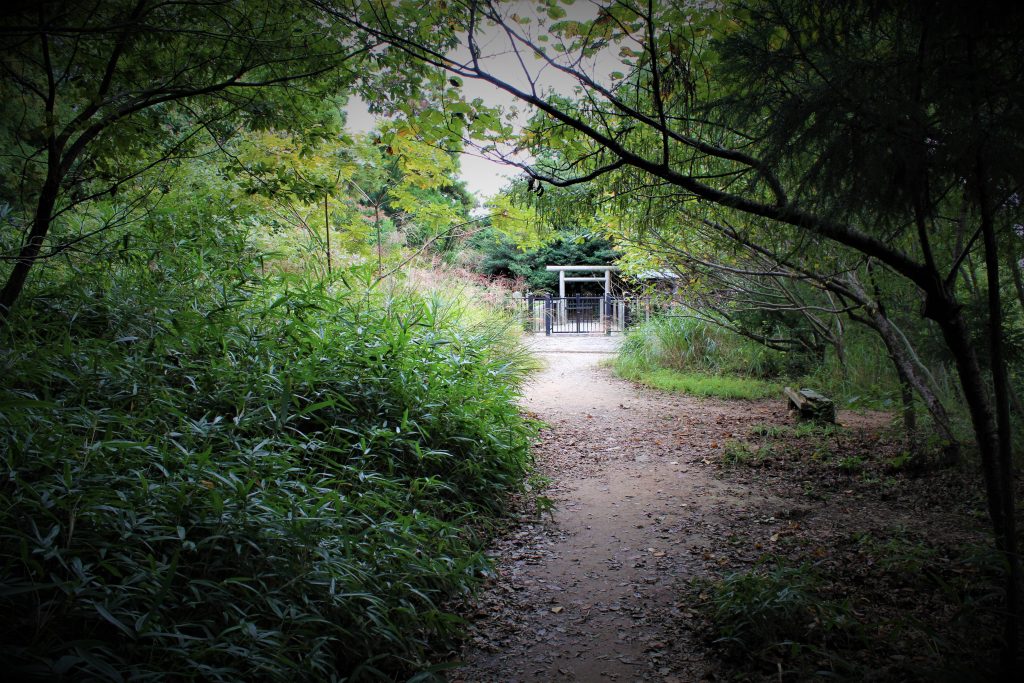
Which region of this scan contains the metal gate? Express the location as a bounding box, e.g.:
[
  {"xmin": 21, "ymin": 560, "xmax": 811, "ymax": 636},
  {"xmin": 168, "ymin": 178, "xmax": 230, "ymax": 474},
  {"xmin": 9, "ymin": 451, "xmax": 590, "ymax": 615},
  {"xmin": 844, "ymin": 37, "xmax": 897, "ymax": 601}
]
[{"xmin": 520, "ymin": 294, "xmax": 651, "ymax": 335}]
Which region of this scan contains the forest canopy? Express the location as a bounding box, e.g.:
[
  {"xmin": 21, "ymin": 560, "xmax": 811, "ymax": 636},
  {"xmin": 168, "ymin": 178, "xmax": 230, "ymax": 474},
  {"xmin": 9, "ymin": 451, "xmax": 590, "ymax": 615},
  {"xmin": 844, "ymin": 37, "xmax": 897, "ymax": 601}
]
[{"xmin": 1, "ymin": 0, "xmax": 1023, "ymax": 678}]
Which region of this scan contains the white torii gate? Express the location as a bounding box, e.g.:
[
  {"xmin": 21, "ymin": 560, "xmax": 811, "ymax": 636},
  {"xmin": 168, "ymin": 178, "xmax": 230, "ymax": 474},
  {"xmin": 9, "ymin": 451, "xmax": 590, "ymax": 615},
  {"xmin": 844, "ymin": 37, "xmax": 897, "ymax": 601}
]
[{"xmin": 545, "ymin": 265, "xmax": 619, "ymax": 297}]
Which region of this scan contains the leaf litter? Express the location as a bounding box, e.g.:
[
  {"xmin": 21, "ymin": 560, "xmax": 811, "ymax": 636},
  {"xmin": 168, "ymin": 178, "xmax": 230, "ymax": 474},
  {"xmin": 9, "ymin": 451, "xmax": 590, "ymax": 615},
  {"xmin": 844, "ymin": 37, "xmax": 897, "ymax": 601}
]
[{"xmin": 440, "ymin": 342, "xmax": 1012, "ymax": 681}]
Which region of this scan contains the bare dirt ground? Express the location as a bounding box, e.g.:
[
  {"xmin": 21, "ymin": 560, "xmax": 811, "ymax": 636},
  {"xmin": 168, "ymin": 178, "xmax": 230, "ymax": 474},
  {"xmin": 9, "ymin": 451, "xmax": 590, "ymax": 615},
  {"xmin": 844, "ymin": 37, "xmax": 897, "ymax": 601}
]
[
  {"xmin": 447, "ymin": 335, "xmax": 1003, "ymax": 682},
  {"xmin": 453, "ymin": 336, "xmax": 785, "ymax": 681}
]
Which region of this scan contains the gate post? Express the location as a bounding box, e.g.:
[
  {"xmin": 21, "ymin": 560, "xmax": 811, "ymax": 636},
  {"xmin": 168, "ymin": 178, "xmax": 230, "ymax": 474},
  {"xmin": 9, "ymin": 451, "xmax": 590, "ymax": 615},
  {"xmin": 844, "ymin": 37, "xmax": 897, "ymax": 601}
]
[
  {"xmin": 605, "ymin": 293, "xmax": 612, "ymax": 335},
  {"xmin": 544, "ymin": 294, "xmax": 552, "ymax": 336},
  {"xmin": 527, "ymin": 294, "xmax": 535, "ymax": 332},
  {"xmin": 574, "ymin": 293, "xmax": 582, "ymax": 333}
]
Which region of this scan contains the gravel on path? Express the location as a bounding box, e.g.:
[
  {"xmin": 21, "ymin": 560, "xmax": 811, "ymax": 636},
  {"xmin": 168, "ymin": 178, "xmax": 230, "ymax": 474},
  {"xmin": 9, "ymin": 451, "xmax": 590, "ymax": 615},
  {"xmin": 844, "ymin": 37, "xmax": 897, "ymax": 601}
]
[{"xmin": 452, "ymin": 335, "xmax": 785, "ymax": 682}]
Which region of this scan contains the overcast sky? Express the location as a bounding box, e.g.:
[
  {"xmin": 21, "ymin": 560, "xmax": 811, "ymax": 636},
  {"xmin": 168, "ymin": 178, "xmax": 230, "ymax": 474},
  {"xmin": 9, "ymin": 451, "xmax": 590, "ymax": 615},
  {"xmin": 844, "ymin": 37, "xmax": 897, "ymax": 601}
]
[
  {"xmin": 344, "ymin": 1, "xmax": 619, "ymax": 210},
  {"xmin": 345, "ymin": 95, "xmax": 518, "ymax": 205}
]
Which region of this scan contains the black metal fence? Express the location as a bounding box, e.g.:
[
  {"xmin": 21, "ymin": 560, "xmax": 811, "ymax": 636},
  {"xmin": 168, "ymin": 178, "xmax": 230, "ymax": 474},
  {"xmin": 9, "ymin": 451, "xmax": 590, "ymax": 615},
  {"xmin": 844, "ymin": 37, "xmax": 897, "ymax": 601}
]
[{"xmin": 516, "ymin": 294, "xmax": 652, "ymax": 335}]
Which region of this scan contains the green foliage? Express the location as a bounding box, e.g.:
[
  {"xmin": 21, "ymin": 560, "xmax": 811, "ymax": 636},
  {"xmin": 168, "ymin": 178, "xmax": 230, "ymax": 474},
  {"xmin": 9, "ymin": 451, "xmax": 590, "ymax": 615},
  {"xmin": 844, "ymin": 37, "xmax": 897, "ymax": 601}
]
[
  {"xmin": 853, "ymin": 530, "xmax": 940, "ymax": 579},
  {"xmin": 749, "ymin": 423, "xmax": 789, "ymax": 438},
  {"xmin": 474, "ymin": 232, "xmax": 620, "ymax": 293},
  {"xmin": 836, "ymin": 454, "xmax": 866, "ymax": 473},
  {"xmin": 613, "ymin": 315, "xmax": 783, "ymax": 399},
  {"xmin": 0, "ymin": 232, "xmax": 535, "ymax": 680},
  {"xmin": 615, "ymin": 314, "xmax": 906, "ymax": 407},
  {"xmin": 799, "ymin": 328, "xmax": 906, "ymax": 410},
  {"xmin": 0, "ymin": 4, "xmax": 595, "ymax": 679},
  {"xmin": 694, "ymin": 540, "xmax": 1004, "ymax": 679},
  {"xmin": 616, "ymin": 366, "xmax": 779, "ymax": 400},
  {"xmin": 0, "ymin": 0, "xmax": 373, "ymax": 312},
  {"xmin": 722, "ymin": 440, "xmax": 768, "ymax": 466},
  {"xmin": 698, "ymin": 562, "xmax": 859, "ymax": 662},
  {"xmin": 617, "ymin": 315, "xmax": 789, "ymax": 378},
  {"xmin": 693, "ymin": 530, "xmax": 1007, "ymax": 680},
  {"xmin": 225, "ymin": 121, "xmax": 473, "ymax": 275}
]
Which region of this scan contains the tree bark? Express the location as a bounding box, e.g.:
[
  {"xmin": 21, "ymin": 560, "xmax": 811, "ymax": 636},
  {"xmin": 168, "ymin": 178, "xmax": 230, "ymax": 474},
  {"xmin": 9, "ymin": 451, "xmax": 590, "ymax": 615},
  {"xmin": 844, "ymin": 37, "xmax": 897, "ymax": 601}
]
[
  {"xmin": 889, "ymin": 351, "xmax": 918, "ymax": 442},
  {"xmin": 978, "ymin": 180, "xmax": 1021, "ymax": 669},
  {"xmin": 0, "ymin": 153, "xmax": 62, "ymax": 323},
  {"xmin": 863, "ymin": 307, "xmax": 958, "ymax": 458},
  {"xmin": 934, "ymin": 297, "xmax": 1020, "ymax": 669},
  {"xmin": 844, "ymin": 274, "xmax": 959, "ymax": 457},
  {"xmin": 898, "ymin": 367, "xmax": 917, "ymax": 437}
]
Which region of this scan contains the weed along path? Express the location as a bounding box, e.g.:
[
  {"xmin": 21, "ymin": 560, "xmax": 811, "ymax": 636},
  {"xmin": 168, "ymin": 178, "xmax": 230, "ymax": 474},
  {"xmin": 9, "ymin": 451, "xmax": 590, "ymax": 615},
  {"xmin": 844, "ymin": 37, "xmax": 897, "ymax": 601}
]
[
  {"xmin": 451, "ymin": 335, "xmax": 789, "ymax": 682},
  {"xmin": 447, "ymin": 336, "xmax": 1001, "ymax": 681}
]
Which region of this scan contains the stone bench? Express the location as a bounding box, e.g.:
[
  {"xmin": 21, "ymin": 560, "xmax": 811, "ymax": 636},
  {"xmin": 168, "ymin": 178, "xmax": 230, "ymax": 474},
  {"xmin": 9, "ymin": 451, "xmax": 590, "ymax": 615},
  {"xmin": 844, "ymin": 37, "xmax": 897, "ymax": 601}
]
[{"xmin": 783, "ymin": 386, "xmax": 836, "ymax": 423}]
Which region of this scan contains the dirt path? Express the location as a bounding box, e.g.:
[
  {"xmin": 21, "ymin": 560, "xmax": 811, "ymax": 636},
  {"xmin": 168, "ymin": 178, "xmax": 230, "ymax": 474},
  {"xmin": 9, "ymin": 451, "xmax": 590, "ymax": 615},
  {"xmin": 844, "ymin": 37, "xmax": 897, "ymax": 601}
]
[
  {"xmin": 443, "ymin": 336, "xmax": 1007, "ymax": 682},
  {"xmin": 452, "ymin": 336, "xmax": 790, "ymax": 682}
]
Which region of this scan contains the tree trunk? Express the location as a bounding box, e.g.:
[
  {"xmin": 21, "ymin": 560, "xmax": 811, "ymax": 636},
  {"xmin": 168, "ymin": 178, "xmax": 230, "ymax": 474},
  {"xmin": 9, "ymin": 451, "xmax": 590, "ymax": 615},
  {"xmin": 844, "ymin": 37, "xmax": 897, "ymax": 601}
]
[
  {"xmin": 845, "ymin": 274, "xmax": 959, "ymax": 458},
  {"xmin": 895, "ymin": 360, "xmax": 917, "ymax": 439},
  {"xmin": 0, "ymin": 161, "xmax": 61, "ymax": 323},
  {"xmin": 867, "ymin": 308, "xmax": 958, "ymax": 460},
  {"xmin": 934, "ymin": 302, "xmax": 1020, "ymax": 670},
  {"xmin": 833, "ymin": 315, "xmax": 846, "ymax": 368},
  {"xmin": 979, "ymin": 179, "xmax": 1021, "ymax": 670}
]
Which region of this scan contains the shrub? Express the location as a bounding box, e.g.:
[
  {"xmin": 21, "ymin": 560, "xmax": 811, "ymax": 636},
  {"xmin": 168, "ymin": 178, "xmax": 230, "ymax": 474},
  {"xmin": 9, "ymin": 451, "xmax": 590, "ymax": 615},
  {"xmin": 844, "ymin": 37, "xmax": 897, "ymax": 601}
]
[
  {"xmin": 696, "ymin": 562, "xmax": 860, "ymax": 671},
  {"xmin": 616, "ymin": 314, "xmax": 911, "ymax": 406},
  {"xmin": 0, "ymin": 262, "xmax": 535, "ymax": 680},
  {"xmin": 618, "ymin": 315, "xmax": 789, "ymax": 378}
]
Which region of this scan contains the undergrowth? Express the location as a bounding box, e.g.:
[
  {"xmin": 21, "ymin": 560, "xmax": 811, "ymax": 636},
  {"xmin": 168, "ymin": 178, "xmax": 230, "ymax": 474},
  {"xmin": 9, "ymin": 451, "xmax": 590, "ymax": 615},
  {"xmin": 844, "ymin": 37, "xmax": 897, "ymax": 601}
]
[
  {"xmin": 617, "ymin": 315, "xmax": 785, "ymax": 378},
  {"xmin": 0, "ymin": 249, "xmax": 535, "ymax": 680},
  {"xmin": 614, "ymin": 365, "xmax": 779, "ymax": 400},
  {"xmin": 695, "ymin": 561, "xmax": 860, "ymax": 671},
  {"xmin": 691, "ymin": 538, "xmax": 1006, "ymax": 681},
  {"xmin": 614, "ymin": 315, "xmax": 912, "ymax": 408}
]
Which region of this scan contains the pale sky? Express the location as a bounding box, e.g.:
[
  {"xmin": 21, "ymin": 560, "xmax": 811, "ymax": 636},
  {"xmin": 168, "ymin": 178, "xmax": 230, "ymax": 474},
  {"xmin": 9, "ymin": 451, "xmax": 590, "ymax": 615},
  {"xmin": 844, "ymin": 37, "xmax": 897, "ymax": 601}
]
[
  {"xmin": 344, "ymin": 1, "xmax": 622, "ymax": 211},
  {"xmin": 345, "ymin": 95, "xmax": 518, "ymax": 206}
]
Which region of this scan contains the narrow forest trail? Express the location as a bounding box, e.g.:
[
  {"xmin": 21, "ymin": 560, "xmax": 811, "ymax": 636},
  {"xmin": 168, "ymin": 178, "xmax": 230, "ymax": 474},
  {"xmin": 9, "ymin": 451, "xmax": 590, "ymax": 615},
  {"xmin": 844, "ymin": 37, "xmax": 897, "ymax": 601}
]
[{"xmin": 451, "ymin": 335, "xmax": 791, "ymax": 682}]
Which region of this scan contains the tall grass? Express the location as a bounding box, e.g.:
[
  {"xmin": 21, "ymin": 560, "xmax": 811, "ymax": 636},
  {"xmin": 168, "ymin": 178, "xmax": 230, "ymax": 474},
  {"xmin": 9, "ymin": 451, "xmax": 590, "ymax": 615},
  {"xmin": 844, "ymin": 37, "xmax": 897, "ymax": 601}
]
[
  {"xmin": 617, "ymin": 316, "xmax": 787, "ymax": 378},
  {"xmin": 800, "ymin": 329, "xmax": 905, "ymax": 408},
  {"xmin": 615, "ymin": 367, "xmax": 780, "ymax": 400},
  {"xmin": 0, "ymin": 245, "xmax": 536, "ymax": 679},
  {"xmin": 614, "ymin": 316, "xmax": 784, "ymax": 399},
  {"xmin": 615, "ymin": 314, "xmax": 901, "ymax": 404}
]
